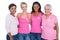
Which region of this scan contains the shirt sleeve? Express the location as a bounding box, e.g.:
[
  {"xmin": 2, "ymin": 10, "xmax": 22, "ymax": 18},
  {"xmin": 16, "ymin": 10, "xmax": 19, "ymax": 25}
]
[
  {"xmin": 54, "ymin": 15, "xmax": 58, "ymax": 24},
  {"xmin": 6, "ymin": 16, "xmax": 11, "ymax": 33}
]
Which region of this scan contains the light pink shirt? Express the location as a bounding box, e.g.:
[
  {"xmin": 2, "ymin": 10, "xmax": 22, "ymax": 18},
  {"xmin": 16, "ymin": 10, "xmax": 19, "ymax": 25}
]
[
  {"xmin": 31, "ymin": 13, "xmax": 42, "ymax": 33},
  {"xmin": 41, "ymin": 14, "xmax": 58, "ymax": 40},
  {"xmin": 18, "ymin": 14, "xmax": 30, "ymax": 34}
]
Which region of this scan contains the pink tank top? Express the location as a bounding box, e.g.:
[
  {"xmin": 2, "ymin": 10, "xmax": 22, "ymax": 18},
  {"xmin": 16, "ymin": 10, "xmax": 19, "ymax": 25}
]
[
  {"xmin": 18, "ymin": 13, "xmax": 30, "ymax": 34},
  {"xmin": 31, "ymin": 12, "xmax": 42, "ymax": 33}
]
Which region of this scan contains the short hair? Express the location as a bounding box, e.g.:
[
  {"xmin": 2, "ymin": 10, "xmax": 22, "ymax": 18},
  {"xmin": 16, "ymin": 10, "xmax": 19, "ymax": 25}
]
[
  {"xmin": 8, "ymin": 3, "xmax": 16, "ymax": 10},
  {"xmin": 20, "ymin": 2, "xmax": 27, "ymax": 8},
  {"xmin": 44, "ymin": 4, "xmax": 52, "ymax": 9}
]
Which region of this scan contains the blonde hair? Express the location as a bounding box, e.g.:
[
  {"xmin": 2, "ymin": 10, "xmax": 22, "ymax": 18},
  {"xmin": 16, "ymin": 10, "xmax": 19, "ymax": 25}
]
[{"xmin": 21, "ymin": 2, "xmax": 27, "ymax": 8}]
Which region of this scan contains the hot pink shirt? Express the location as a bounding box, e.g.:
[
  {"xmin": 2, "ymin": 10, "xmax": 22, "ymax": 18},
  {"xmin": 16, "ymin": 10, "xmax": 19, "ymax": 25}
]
[
  {"xmin": 31, "ymin": 13, "xmax": 42, "ymax": 33},
  {"xmin": 18, "ymin": 14, "xmax": 30, "ymax": 34},
  {"xmin": 41, "ymin": 14, "xmax": 58, "ymax": 40}
]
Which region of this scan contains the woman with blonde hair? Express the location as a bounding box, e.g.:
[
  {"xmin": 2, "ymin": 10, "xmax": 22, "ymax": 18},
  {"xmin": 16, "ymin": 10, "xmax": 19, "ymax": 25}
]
[{"xmin": 17, "ymin": 2, "xmax": 31, "ymax": 40}]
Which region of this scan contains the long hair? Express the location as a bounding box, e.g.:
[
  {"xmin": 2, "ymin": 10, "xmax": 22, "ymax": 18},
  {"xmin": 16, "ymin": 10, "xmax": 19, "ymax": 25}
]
[{"xmin": 31, "ymin": 1, "xmax": 43, "ymax": 14}]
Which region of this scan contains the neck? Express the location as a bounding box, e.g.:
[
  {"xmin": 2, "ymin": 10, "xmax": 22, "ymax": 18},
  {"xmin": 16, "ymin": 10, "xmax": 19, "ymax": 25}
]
[
  {"xmin": 22, "ymin": 11, "xmax": 27, "ymax": 15},
  {"xmin": 35, "ymin": 11, "xmax": 38, "ymax": 14},
  {"xmin": 34, "ymin": 11, "xmax": 39, "ymax": 16},
  {"xmin": 10, "ymin": 13, "xmax": 15, "ymax": 17},
  {"xmin": 35, "ymin": 12, "xmax": 38, "ymax": 15},
  {"xmin": 45, "ymin": 13, "xmax": 51, "ymax": 17}
]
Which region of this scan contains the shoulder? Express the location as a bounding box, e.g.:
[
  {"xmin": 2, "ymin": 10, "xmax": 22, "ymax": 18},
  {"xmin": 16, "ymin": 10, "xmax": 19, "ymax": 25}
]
[
  {"xmin": 27, "ymin": 13, "xmax": 31, "ymax": 19},
  {"xmin": 51, "ymin": 14, "xmax": 57, "ymax": 18},
  {"xmin": 28, "ymin": 13, "xmax": 31, "ymax": 16},
  {"xmin": 39, "ymin": 12, "xmax": 44, "ymax": 17},
  {"xmin": 17, "ymin": 13, "xmax": 21, "ymax": 18},
  {"xmin": 6, "ymin": 14, "xmax": 11, "ymax": 19},
  {"xmin": 51, "ymin": 14, "xmax": 58, "ymax": 23},
  {"xmin": 42, "ymin": 14, "xmax": 45, "ymax": 18},
  {"xmin": 6, "ymin": 14, "xmax": 12, "ymax": 22},
  {"xmin": 17, "ymin": 13, "xmax": 21, "ymax": 16},
  {"xmin": 39, "ymin": 12, "xmax": 44, "ymax": 16},
  {"xmin": 39, "ymin": 12, "xmax": 44, "ymax": 15}
]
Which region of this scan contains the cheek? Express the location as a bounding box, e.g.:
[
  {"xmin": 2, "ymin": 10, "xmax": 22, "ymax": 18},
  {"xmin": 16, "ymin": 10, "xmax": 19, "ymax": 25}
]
[
  {"xmin": 11, "ymin": 9, "xmax": 16, "ymax": 13},
  {"xmin": 45, "ymin": 10, "xmax": 47, "ymax": 12},
  {"xmin": 10, "ymin": 9, "xmax": 13, "ymax": 12},
  {"xmin": 24, "ymin": 7, "xmax": 27, "ymax": 10},
  {"xmin": 14, "ymin": 10, "xmax": 16, "ymax": 12},
  {"xmin": 22, "ymin": 7, "xmax": 27, "ymax": 10},
  {"xmin": 13, "ymin": 9, "xmax": 16, "ymax": 12},
  {"xmin": 34, "ymin": 7, "xmax": 39, "ymax": 11},
  {"xmin": 45, "ymin": 10, "xmax": 49, "ymax": 12}
]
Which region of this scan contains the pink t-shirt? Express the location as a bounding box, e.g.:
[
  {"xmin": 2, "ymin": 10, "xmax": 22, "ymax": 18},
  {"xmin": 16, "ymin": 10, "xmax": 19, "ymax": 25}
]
[
  {"xmin": 31, "ymin": 13, "xmax": 42, "ymax": 33},
  {"xmin": 41, "ymin": 14, "xmax": 58, "ymax": 40},
  {"xmin": 18, "ymin": 14, "xmax": 30, "ymax": 34}
]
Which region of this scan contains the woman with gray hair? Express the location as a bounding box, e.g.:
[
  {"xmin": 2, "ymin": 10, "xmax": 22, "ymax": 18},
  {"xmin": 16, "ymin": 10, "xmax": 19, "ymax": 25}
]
[{"xmin": 41, "ymin": 4, "xmax": 59, "ymax": 40}]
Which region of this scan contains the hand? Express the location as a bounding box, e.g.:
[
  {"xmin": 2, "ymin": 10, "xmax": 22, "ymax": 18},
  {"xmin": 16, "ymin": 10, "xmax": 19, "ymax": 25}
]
[
  {"xmin": 56, "ymin": 36, "xmax": 58, "ymax": 40},
  {"xmin": 10, "ymin": 37, "xmax": 13, "ymax": 40},
  {"xmin": 17, "ymin": 25, "xmax": 19, "ymax": 28}
]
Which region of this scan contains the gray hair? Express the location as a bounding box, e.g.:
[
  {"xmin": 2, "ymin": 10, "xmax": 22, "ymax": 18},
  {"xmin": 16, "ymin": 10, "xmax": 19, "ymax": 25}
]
[{"xmin": 44, "ymin": 4, "xmax": 52, "ymax": 9}]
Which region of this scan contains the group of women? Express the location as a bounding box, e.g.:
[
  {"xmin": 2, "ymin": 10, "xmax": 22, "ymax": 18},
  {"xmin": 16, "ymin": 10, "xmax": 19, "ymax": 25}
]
[{"xmin": 6, "ymin": 1, "xmax": 59, "ymax": 40}]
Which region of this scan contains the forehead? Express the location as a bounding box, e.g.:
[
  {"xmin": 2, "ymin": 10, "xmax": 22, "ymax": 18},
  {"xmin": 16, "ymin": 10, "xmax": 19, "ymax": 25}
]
[
  {"xmin": 11, "ymin": 6, "xmax": 16, "ymax": 8},
  {"xmin": 34, "ymin": 4, "xmax": 39, "ymax": 6},
  {"xmin": 45, "ymin": 6, "xmax": 51, "ymax": 9},
  {"xmin": 21, "ymin": 4, "xmax": 27, "ymax": 6}
]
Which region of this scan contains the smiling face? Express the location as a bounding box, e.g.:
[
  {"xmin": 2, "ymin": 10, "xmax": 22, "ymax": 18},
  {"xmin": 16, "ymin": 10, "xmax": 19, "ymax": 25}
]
[
  {"xmin": 44, "ymin": 6, "xmax": 51, "ymax": 14},
  {"xmin": 21, "ymin": 4, "xmax": 27, "ymax": 12},
  {"xmin": 10, "ymin": 6, "xmax": 16, "ymax": 15},
  {"xmin": 33, "ymin": 4, "xmax": 39, "ymax": 12}
]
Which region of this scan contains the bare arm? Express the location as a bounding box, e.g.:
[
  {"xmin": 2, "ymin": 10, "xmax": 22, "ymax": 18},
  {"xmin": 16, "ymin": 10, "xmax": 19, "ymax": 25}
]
[
  {"xmin": 55, "ymin": 23, "xmax": 59, "ymax": 40},
  {"xmin": 28, "ymin": 13, "xmax": 32, "ymax": 25},
  {"xmin": 16, "ymin": 13, "xmax": 20, "ymax": 19},
  {"xmin": 8, "ymin": 32, "xmax": 13, "ymax": 40},
  {"xmin": 16, "ymin": 13, "xmax": 20, "ymax": 28}
]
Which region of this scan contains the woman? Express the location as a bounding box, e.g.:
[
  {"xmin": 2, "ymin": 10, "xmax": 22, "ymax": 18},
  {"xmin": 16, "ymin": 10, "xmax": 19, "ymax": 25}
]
[
  {"xmin": 6, "ymin": 3, "xmax": 18, "ymax": 40},
  {"xmin": 41, "ymin": 4, "xmax": 59, "ymax": 40},
  {"xmin": 17, "ymin": 2, "xmax": 31, "ymax": 40},
  {"xmin": 30, "ymin": 1, "xmax": 43, "ymax": 40}
]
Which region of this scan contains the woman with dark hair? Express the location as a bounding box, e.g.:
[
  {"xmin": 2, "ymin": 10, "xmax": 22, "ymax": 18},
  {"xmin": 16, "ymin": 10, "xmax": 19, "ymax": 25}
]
[
  {"xmin": 6, "ymin": 3, "xmax": 18, "ymax": 40},
  {"xmin": 31, "ymin": 2, "xmax": 43, "ymax": 14},
  {"xmin": 30, "ymin": 1, "xmax": 43, "ymax": 40}
]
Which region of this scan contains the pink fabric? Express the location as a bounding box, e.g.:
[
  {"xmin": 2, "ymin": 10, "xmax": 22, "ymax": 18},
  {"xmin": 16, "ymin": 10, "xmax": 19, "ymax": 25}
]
[
  {"xmin": 41, "ymin": 14, "xmax": 58, "ymax": 40},
  {"xmin": 18, "ymin": 14, "xmax": 30, "ymax": 34},
  {"xmin": 31, "ymin": 13, "xmax": 42, "ymax": 33}
]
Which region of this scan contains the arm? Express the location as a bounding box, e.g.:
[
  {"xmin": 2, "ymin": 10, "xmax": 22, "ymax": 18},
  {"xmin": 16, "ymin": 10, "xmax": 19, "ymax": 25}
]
[
  {"xmin": 16, "ymin": 13, "xmax": 20, "ymax": 19},
  {"xmin": 55, "ymin": 23, "xmax": 59, "ymax": 40},
  {"xmin": 54, "ymin": 16, "xmax": 59, "ymax": 40},
  {"xmin": 8, "ymin": 32, "xmax": 13, "ymax": 40},
  {"xmin": 28, "ymin": 13, "xmax": 32, "ymax": 25},
  {"xmin": 6, "ymin": 17, "xmax": 13, "ymax": 40},
  {"xmin": 40, "ymin": 14, "xmax": 43, "ymax": 26},
  {"xmin": 16, "ymin": 13, "xmax": 20, "ymax": 28}
]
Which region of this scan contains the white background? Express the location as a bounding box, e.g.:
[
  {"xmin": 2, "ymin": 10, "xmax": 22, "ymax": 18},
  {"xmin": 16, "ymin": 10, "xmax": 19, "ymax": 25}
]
[{"xmin": 0, "ymin": 0, "xmax": 60, "ymax": 40}]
